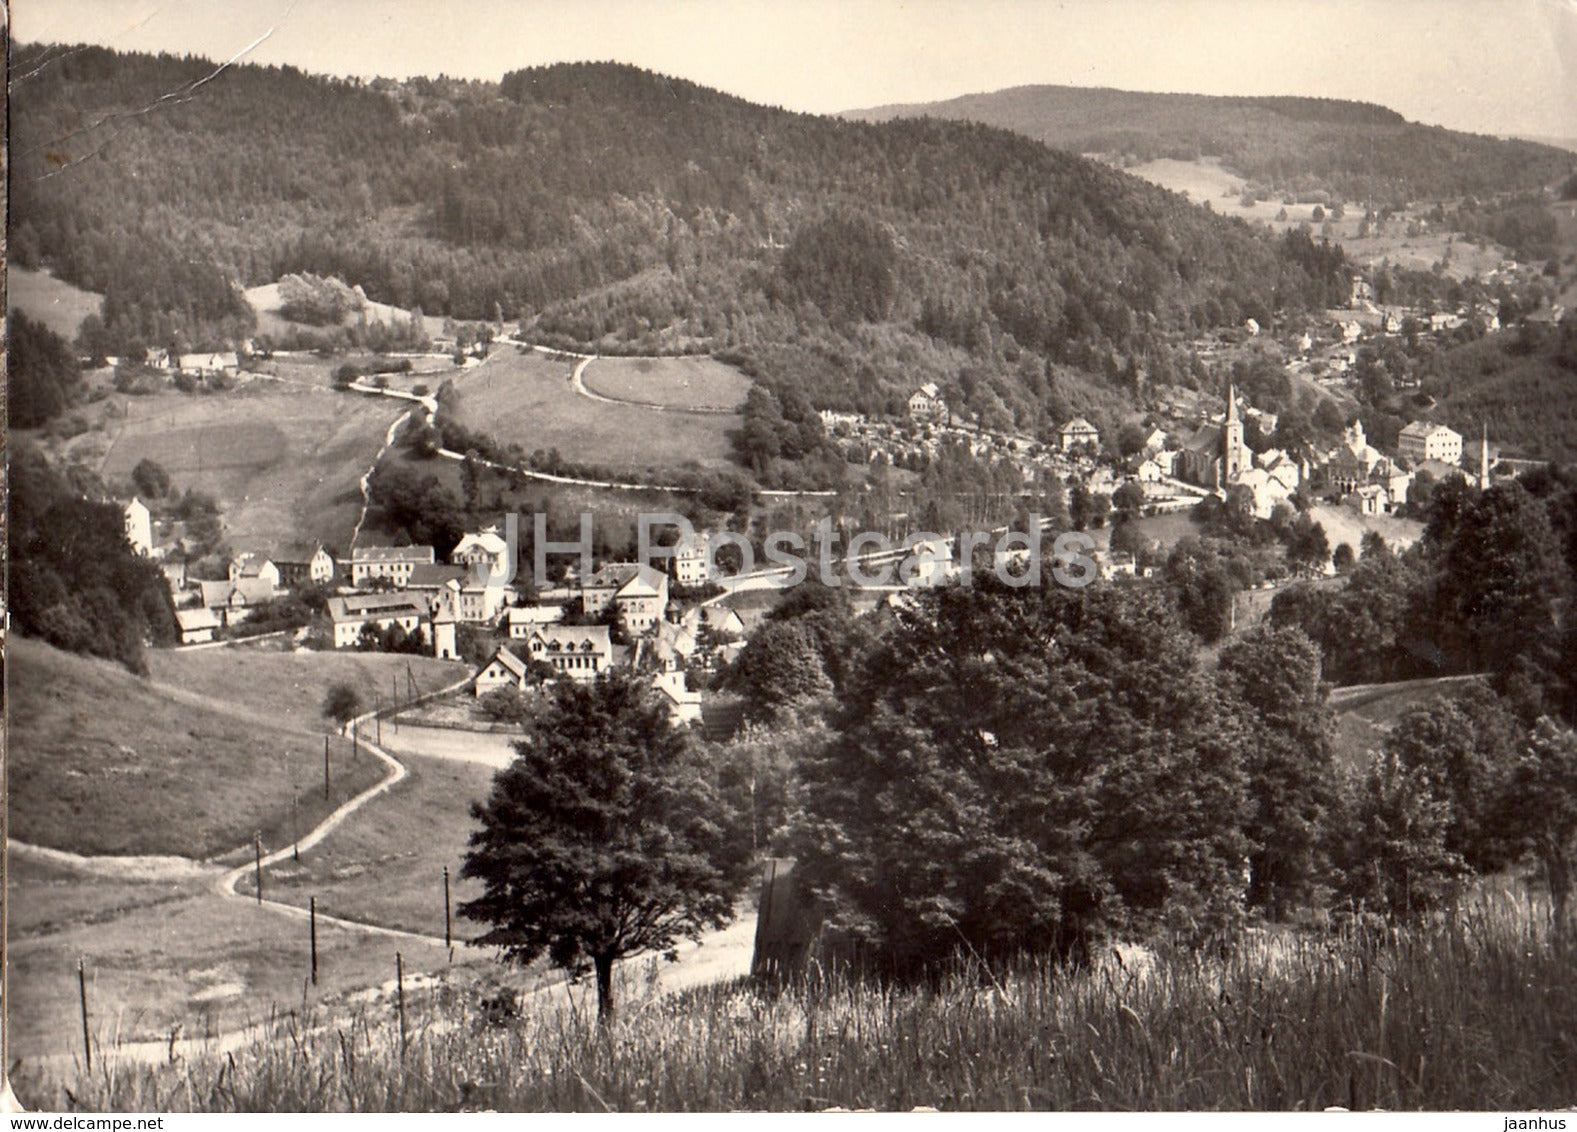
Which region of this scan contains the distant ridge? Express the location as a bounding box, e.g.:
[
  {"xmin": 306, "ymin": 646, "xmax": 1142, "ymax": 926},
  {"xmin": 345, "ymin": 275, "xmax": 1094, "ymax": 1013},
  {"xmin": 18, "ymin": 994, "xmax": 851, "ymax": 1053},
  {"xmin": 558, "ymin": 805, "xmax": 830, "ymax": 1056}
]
[{"xmin": 843, "ymin": 84, "xmax": 1573, "ymax": 203}]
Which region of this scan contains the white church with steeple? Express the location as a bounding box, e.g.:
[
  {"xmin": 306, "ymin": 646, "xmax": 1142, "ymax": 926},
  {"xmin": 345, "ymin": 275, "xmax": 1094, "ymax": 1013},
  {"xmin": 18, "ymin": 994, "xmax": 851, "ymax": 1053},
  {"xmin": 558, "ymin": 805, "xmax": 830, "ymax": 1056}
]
[{"xmin": 1179, "ymin": 384, "xmax": 1299, "ymax": 518}]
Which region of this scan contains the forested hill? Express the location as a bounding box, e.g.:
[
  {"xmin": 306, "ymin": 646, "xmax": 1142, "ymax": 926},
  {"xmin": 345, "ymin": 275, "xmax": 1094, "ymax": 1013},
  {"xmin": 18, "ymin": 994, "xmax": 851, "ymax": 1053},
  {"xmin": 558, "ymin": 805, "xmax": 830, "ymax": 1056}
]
[
  {"xmin": 845, "ymin": 85, "xmax": 1573, "ymax": 204},
  {"xmin": 12, "ymin": 46, "xmax": 1346, "ymax": 426}
]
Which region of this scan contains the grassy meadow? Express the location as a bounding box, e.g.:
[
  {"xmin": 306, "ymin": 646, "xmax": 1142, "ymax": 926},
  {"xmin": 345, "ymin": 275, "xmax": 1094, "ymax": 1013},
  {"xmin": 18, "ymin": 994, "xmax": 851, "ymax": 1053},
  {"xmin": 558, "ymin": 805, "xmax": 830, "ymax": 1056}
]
[
  {"xmin": 445, "ymin": 348, "xmax": 741, "ymax": 475},
  {"xmin": 579, "ymin": 355, "xmax": 750, "ymax": 411},
  {"xmin": 237, "ymin": 750, "xmax": 496, "ymax": 938},
  {"xmin": 6, "ymin": 638, "xmax": 385, "ymax": 858},
  {"xmin": 87, "ymin": 379, "xmax": 405, "ymax": 551},
  {"xmin": 7, "ymin": 266, "xmax": 105, "ymax": 340},
  {"xmin": 16, "ymin": 887, "xmax": 1573, "ymax": 1112}
]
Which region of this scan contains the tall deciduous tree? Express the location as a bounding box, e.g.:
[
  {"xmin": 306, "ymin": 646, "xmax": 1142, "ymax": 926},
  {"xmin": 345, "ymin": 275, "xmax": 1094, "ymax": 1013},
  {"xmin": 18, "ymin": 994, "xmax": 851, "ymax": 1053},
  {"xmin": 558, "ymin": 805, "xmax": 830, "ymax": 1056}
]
[
  {"xmin": 795, "ymin": 581, "xmax": 1250, "ymax": 972},
  {"xmin": 461, "ymin": 676, "xmax": 748, "ymax": 1020},
  {"xmin": 1218, "ymin": 624, "xmax": 1335, "ymax": 919}
]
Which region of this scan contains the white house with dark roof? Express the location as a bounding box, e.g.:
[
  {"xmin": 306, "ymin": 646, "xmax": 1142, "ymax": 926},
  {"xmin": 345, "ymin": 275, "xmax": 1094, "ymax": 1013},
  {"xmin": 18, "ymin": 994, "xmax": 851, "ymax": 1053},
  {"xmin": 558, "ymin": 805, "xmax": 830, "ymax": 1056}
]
[
  {"xmin": 275, "ymin": 542, "xmax": 335, "ymax": 587},
  {"xmin": 327, "ymin": 591, "xmax": 428, "ymax": 648},
  {"xmin": 1059, "ymin": 418, "xmax": 1101, "ymax": 453},
  {"xmin": 907, "ymin": 382, "xmax": 947, "ymax": 422},
  {"xmin": 581, "ymin": 563, "xmax": 669, "ymax": 635},
  {"xmin": 1398, "ymin": 421, "xmax": 1462, "ymax": 467},
  {"xmin": 350, "ymin": 544, "xmax": 435, "ymax": 587},
  {"xmin": 474, "ymin": 645, "xmax": 531, "ymax": 696},
  {"xmin": 522, "ymin": 625, "xmax": 614, "ymax": 681},
  {"xmin": 507, "ymin": 603, "xmax": 568, "ymax": 637}
]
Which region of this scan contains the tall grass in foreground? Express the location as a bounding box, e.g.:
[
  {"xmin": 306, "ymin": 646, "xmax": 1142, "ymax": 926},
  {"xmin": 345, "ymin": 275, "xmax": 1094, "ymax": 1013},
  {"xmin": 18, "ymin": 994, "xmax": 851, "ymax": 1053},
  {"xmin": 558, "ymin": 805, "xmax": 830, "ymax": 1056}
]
[{"xmin": 18, "ymin": 894, "xmax": 1574, "ymax": 1112}]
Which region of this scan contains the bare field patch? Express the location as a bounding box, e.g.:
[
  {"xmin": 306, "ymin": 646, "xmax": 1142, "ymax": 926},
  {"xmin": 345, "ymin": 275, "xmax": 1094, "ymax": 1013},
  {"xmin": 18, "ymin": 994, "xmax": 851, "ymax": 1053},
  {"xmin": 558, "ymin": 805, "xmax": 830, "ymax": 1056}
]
[
  {"xmin": 580, "ymin": 355, "xmax": 750, "ymax": 411},
  {"xmin": 446, "ymin": 349, "xmax": 741, "ymax": 474}
]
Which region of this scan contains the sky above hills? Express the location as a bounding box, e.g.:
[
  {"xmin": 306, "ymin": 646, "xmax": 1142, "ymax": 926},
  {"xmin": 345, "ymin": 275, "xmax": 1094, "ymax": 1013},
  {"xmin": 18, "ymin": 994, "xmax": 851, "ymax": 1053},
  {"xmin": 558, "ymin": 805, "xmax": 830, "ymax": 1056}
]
[{"xmin": 15, "ymin": 0, "xmax": 1577, "ymax": 141}]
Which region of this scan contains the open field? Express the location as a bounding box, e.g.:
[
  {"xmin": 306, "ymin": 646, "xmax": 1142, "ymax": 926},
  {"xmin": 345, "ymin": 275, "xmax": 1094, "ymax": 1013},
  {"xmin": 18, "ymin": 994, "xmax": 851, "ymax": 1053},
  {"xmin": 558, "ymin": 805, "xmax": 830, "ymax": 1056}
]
[
  {"xmin": 7, "ymin": 638, "xmax": 385, "ymax": 859},
  {"xmin": 244, "ymin": 282, "xmax": 449, "ymax": 342},
  {"xmin": 579, "ymin": 355, "xmax": 750, "ymax": 411},
  {"xmin": 239, "ymin": 749, "xmax": 496, "ymax": 938},
  {"xmin": 86, "ymin": 380, "xmax": 406, "ymax": 552},
  {"xmin": 1308, "ymin": 503, "xmax": 1423, "ymax": 557},
  {"xmin": 4, "ymin": 853, "xmax": 485, "ymax": 1062},
  {"xmin": 7, "ymin": 266, "xmax": 104, "ymax": 340},
  {"xmin": 147, "ymin": 645, "xmax": 469, "ymax": 735},
  {"xmin": 1127, "ymin": 158, "xmax": 1511, "ymax": 278},
  {"xmin": 445, "ymin": 348, "xmax": 741, "ymax": 475}
]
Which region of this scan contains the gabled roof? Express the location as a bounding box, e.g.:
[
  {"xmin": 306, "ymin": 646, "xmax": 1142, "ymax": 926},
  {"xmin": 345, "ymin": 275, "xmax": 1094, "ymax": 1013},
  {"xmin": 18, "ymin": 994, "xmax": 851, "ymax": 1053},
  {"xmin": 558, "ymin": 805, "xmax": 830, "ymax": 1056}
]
[
  {"xmin": 327, "ymin": 592, "xmax": 427, "ymax": 623},
  {"xmin": 528, "ymin": 624, "xmax": 613, "ymax": 656},
  {"xmin": 912, "ymin": 382, "xmax": 941, "ymax": 400},
  {"xmin": 1181, "ymin": 424, "xmax": 1223, "ymax": 454},
  {"xmin": 274, "ymin": 541, "xmax": 330, "ymax": 565},
  {"xmin": 479, "ymin": 645, "xmax": 528, "ymax": 681},
  {"xmin": 351, "ymin": 544, "xmax": 436, "ymax": 565},
  {"xmin": 584, "ymin": 562, "xmax": 667, "ymax": 598},
  {"xmin": 1060, "ymin": 417, "xmax": 1098, "ymax": 434},
  {"xmin": 230, "ymin": 551, "xmax": 275, "ymax": 577},
  {"xmin": 175, "ymin": 607, "xmax": 222, "ymax": 631},
  {"xmin": 199, "ymin": 578, "xmax": 276, "ymax": 608},
  {"xmin": 405, "ymin": 563, "xmax": 470, "ymax": 589}
]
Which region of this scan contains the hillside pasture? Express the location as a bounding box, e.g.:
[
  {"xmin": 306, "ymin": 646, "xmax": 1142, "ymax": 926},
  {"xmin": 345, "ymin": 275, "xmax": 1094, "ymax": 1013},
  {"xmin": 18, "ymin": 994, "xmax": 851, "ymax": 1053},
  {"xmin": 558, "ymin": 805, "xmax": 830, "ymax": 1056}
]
[
  {"xmin": 146, "ymin": 646, "xmax": 469, "ymax": 734},
  {"xmin": 6, "ymin": 267, "xmax": 104, "ymax": 341},
  {"xmin": 239, "ymin": 749, "xmax": 495, "ymax": 938},
  {"xmin": 245, "ymin": 282, "xmax": 448, "ymax": 341},
  {"xmin": 6, "ymin": 638, "xmax": 384, "ymax": 859},
  {"xmin": 579, "ymin": 355, "xmax": 750, "ymax": 411},
  {"xmin": 5, "ymin": 853, "xmax": 480, "ymax": 1061},
  {"xmin": 445, "ymin": 349, "xmax": 741, "ymax": 475},
  {"xmin": 93, "ymin": 381, "xmax": 405, "ymax": 551}
]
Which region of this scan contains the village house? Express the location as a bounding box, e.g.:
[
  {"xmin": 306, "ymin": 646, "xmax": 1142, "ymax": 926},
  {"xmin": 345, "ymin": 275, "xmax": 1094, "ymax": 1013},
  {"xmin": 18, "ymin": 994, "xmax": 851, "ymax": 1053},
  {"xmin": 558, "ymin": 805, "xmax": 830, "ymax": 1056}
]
[
  {"xmin": 123, "ymin": 498, "xmax": 153, "ymax": 557},
  {"xmin": 652, "ymin": 669, "xmax": 703, "ymax": 725},
  {"xmin": 581, "ymin": 563, "xmax": 669, "ymax": 635},
  {"xmin": 173, "ymin": 351, "xmax": 239, "ymax": 376},
  {"xmin": 683, "ymin": 604, "xmax": 747, "ymax": 641},
  {"xmin": 228, "ymin": 552, "xmax": 282, "ymax": 589},
  {"xmin": 1345, "ymin": 484, "xmax": 1390, "ymax": 516},
  {"xmin": 507, "ymin": 603, "xmax": 567, "ymax": 638},
  {"xmin": 653, "ymin": 618, "xmax": 700, "ymax": 670},
  {"xmin": 274, "ymin": 542, "xmax": 335, "ymax": 587},
  {"xmin": 350, "ymin": 544, "xmax": 435, "ymax": 587},
  {"xmin": 907, "ymin": 382, "xmax": 947, "ymax": 422},
  {"xmin": 670, "ymin": 530, "xmax": 712, "ymax": 588},
  {"xmin": 174, "ymin": 606, "xmax": 222, "ymax": 645},
  {"xmin": 451, "ymin": 525, "xmax": 511, "ymax": 581},
  {"xmin": 1397, "ymin": 421, "xmax": 1463, "ymax": 467},
  {"xmin": 327, "ymin": 591, "xmax": 429, "ymax": 649},
  {"xmin": 1141, "ymin": 427, "xmax": 1168, "ymax": 454},
  {"xmin": 198, "ymin": 577, "xmax": 278, "ymax": 626},
  {"xmin": 1058, "ymin": 417, "xmax": 1101, "ymax": 454},
  {"xmin": 520, "ymin": 624, "xmax": 614, "ymax": 681},
  {"xmin": 473, "ymin": 645, "xmax": 532, "ymax": 697}
]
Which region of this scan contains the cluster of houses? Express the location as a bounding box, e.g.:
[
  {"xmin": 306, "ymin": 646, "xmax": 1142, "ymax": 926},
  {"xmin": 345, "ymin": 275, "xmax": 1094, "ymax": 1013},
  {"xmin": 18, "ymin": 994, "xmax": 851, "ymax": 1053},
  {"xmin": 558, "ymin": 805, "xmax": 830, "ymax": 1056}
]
[{"xmin": 126, "ymin": 509, "xmax": 747, "ymax": 724}]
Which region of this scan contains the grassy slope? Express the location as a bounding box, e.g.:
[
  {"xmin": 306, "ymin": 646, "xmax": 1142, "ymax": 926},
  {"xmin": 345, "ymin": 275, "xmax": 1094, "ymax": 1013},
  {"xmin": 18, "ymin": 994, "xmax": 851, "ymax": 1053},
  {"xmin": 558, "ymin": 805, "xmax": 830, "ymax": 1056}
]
[
  {"xmin": 444, "ymin": 348, "xmax": 740, "ymax": 474},
  {"xmin": 6, "ymin": 638, "xmax": 386, "ymax": 858},
  {"xmin": 146, "ymin": 646, "xmax": 469, "ymax": 734},
  {"xmin": 6, "ymin": 266, "xmax": 104, "ymax": 341},
  {"xmin": 579, "ymin": 355, "xmax": 750, "ymax": 411},
  {"xmin": 87, "ymin": 380, "xmax": 406, "ymax": 552},
  {"xmin": 241, "ymin": 750, "xmax": 496, "ymax": 938}
]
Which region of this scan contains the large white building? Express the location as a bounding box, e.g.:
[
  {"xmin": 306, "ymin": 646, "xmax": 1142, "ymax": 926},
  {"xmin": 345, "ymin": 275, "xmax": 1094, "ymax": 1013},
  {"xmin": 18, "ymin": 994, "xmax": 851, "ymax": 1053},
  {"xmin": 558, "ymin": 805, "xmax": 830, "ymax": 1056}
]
[
  {"xmin": 123, "ymin": 498, "xmax": 152, "ymax": 557},
  {"xmin": 1398, "ymin": 421, "xmax": 1463, "ymax": 467},
  {"xmin": 350, "ymin": 544, "xmax": 435, "ymax": 587}
]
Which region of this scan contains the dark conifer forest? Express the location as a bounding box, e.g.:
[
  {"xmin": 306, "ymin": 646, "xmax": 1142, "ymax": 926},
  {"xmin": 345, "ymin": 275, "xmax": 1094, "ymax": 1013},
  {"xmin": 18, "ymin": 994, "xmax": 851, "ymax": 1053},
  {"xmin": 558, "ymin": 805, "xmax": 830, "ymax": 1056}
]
[{"xmin": 11, "ymin": 46, "xmax": 1353, "ymax": 425}]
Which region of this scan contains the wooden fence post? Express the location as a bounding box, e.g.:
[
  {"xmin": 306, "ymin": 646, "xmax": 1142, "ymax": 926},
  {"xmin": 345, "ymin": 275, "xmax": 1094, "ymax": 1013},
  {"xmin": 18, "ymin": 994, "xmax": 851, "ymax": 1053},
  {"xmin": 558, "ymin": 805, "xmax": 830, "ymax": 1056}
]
[
  {"xmin": 396, "ymin": 952, "xmax": 408, "ymax": 1060},
  {"xmin": 310, "ymin": 897, "xmax": 319, "ymax": 986},
  {"xmin": 78, "ymin": 957, "xmax": 92, "ymax": 1073},
  {"xmin": 443, "ymin": 866, "xmax": 453, "ymax": 951},
  {"xmin": 254, "ymin": 834, "xmax": 264, "ymax": 904},
  {"xmin": 323, "ymin": 735, "xmax": 331, "ymax": 800}
]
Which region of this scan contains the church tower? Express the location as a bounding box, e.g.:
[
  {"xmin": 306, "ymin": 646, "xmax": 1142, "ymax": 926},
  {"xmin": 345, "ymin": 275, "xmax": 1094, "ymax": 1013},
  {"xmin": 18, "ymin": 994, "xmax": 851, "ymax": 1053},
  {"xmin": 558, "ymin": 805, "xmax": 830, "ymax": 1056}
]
[{"xmin": 1222, "ymin": 383, "xmax": 1246, "ymax": 482}]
